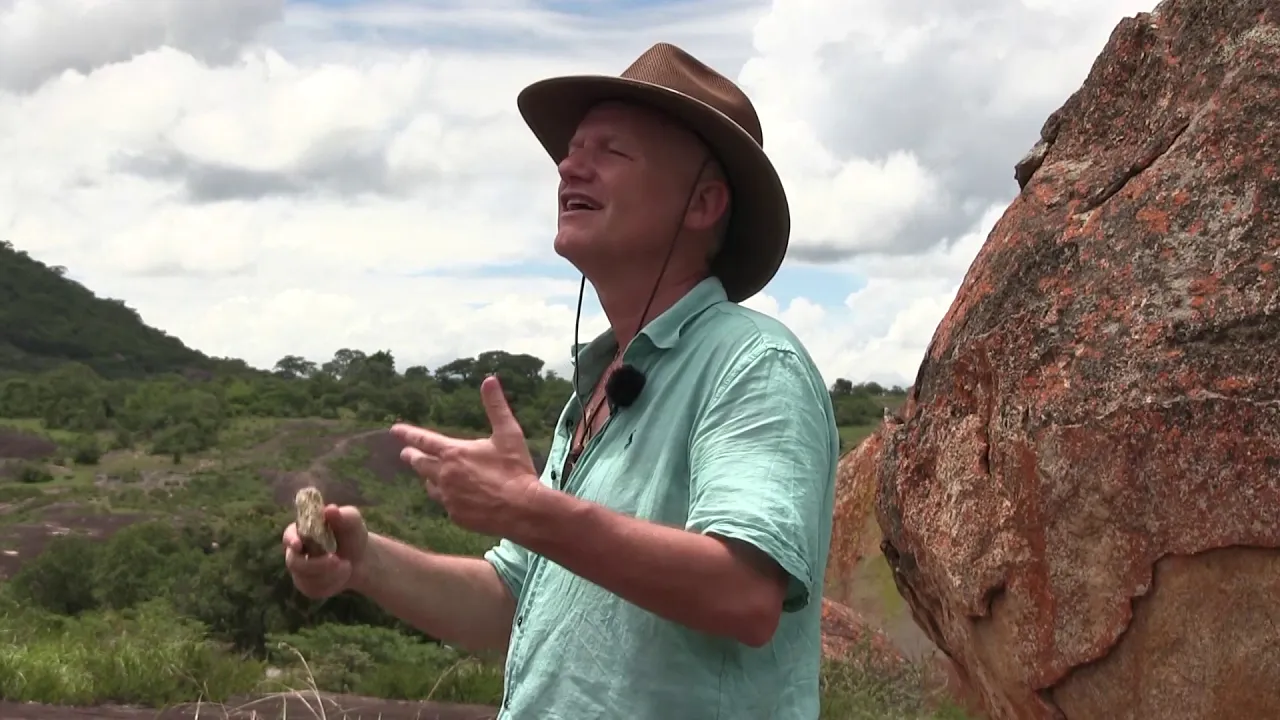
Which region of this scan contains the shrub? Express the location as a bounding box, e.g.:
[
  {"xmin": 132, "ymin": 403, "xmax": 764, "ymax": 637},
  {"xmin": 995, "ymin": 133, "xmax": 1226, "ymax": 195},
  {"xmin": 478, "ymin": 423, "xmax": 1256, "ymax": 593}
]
[
  {"xmin": 70, "ymin": 433, "xmax": 101, "ymax": 465},
  {"xmin": 7, "ymin": 534, "xmax": 100, "ymax": 615},
  {"xmin": 266, "ymin": 623, "xmax": 504, "ymax": 705},
  {"xmin": 16, "ymin": 461, "xmax": 53, "ymax": 484}
]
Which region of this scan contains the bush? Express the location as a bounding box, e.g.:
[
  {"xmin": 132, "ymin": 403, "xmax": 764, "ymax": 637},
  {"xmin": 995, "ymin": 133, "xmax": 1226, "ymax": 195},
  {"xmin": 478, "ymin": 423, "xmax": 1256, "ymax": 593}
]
[
  {"xmin": 70, "ymin": 433, "xmax": 101, "ymax": 465},
  {"xmin": 16, "ymin": 461, "xmax": 53, "ymax": 484},
  {"xmin": 111, "ymin": 427, "xmax": 134, "ymax": 450},
  {"xmin": 265, "ymin": 623, "xmax": 504, "ymax": 705},
  {"xmin": 7, "ymin": 534, "xmax": 100, "ymax": 615}
]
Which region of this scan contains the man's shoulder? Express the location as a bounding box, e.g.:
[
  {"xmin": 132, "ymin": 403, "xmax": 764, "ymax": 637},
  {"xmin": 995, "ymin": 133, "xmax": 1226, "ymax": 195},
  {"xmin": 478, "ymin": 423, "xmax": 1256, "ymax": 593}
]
[{"xmin": 691, "ymin": 300, "xmax": 823, "ymax": 374}]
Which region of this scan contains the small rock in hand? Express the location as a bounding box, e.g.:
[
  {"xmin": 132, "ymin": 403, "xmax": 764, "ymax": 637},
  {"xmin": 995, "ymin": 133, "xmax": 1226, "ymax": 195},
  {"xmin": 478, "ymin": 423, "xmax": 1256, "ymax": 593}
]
[{"xmin": 294, "ymin": 486, "xmax": 337, "ymax": 556}]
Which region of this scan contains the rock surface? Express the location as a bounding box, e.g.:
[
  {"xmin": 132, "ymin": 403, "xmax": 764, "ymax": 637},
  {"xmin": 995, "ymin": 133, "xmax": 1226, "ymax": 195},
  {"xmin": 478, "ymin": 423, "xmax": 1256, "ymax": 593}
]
[
  {"xmin": 873, "ymin": 0, "xmax": 1280, "ymax": 718},
  {"xmin": 828, "ymin": 428, "xmax": 889, "ymax": 586},
  {"xmin": 826, "ymin": 427, "xmax": 942, "ymax": 660},
  {"xmin": 819, "ymin": 597, "xmax": 903, "ymax": 663},
  {"xmin": 826, "ymin": 429, "xmax": 991, "ymax": 717}
]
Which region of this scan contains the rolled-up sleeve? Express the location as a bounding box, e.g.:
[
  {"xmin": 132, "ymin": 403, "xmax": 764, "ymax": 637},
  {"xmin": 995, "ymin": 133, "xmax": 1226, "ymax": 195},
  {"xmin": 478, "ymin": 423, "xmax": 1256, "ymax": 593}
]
[
  {"xmin": 685, "ymin": 341, "xmax": 835, "ymax": 613},
  {"xmin": 484, "ymin": 538, "xmax": 531, "ymax": 602}
]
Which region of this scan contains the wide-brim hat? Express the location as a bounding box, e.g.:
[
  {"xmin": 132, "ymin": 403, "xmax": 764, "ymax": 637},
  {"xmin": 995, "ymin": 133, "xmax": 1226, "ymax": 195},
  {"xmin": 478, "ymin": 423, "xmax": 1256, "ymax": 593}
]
[{"xmin": 516, "ymin": 42, "xmax": 790, "ymax": 303}]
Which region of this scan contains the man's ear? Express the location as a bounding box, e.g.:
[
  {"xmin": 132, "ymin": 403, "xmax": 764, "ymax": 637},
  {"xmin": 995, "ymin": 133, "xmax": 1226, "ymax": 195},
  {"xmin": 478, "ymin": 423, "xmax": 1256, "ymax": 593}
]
[{"xmin": 686, "ymin": 179, "xmax": 731, "ymax": 233}]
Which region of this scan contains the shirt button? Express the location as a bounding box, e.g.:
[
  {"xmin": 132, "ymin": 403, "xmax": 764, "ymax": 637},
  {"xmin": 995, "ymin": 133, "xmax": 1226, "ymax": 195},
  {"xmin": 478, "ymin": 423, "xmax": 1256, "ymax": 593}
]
[{"xmin": 516, "ymin": 613, "xmax": 524, "ymax": 627}]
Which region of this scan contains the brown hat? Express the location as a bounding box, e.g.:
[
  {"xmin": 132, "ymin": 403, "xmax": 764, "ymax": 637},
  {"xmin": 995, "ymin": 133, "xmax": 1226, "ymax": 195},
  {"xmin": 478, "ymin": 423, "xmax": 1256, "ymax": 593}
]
[{"xmin": 516, "ymin": 42, "xmax": 790, "ymax": 303}]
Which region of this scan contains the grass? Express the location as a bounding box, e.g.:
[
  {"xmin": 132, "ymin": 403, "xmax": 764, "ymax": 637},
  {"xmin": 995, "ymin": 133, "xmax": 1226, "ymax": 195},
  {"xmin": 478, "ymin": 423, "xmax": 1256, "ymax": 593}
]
[
  {"xmin": 0, "ymin": 598, "xmax": 263, "ymax": 706},
  {"xmin": 839, "ymin": 423, "xmax": 880, "ymax": 451},
  {"xmin": 0, "ymin": 595, "xmax": 504, "ymax": 715},
  {"xmin": 821, "ymin": 644, "xmax": 974, "ymax": 720}
]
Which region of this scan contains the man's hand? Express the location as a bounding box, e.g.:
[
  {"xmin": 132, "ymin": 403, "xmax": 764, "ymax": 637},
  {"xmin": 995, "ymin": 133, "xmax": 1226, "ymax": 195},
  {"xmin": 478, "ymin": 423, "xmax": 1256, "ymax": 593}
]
[
  {"xmin": 282, "ymin": 504, "xmax": 371, "ymax": 599},
  {"xmin": 391, "ymin": 374, "xmax": 542, "ymax": 536}
]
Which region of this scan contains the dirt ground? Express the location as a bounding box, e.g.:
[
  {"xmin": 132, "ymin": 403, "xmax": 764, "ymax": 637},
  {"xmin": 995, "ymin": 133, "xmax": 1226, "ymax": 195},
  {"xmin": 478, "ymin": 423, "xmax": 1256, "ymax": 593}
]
[
  {"xmin": 0, "ymin": 694, "xmax": 497, "ymax": 720},
  {"xmin": 0, "ymin": 428, "xmax": 57, "ymax": 461}
]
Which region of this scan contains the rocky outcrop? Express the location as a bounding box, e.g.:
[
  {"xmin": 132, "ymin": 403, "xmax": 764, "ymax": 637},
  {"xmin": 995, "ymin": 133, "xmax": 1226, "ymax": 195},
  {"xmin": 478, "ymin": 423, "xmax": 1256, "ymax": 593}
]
[
  {"xmin": 828, "ymin": 429, "xmax": 890, "ymax": 588},
  {"xmin": 819, "ymin": 597, "xmax": 903, "ymax": 664},
  {"xmin": 874, "ymin": 0, "xmax": 1280, "ymax": 718}
]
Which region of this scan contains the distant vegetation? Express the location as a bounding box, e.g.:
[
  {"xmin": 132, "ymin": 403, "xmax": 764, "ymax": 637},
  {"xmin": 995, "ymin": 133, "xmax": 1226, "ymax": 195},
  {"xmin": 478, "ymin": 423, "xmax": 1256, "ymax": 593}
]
[
  {"xmin": 0, "ymin": 241, "xmax": 244, "ymax": 378},
  {"xmin": 0, "ymin": 238, "xmax": 903, "ymax": 464},
  {"xmin": 0, "ymin": 240, "xmax": 966, "ymax": 719}
]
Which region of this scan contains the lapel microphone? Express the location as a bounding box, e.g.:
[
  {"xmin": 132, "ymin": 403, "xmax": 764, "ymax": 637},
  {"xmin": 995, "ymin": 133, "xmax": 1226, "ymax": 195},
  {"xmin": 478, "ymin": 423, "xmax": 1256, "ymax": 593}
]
[{"xmin": 605, "ymin": 363, "xmax": 646, "ymax": 411}]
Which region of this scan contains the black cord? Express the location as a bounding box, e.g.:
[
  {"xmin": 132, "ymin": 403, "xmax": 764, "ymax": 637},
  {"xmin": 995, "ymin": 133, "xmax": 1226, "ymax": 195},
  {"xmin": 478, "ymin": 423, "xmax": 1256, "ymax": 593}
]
[{"xmin": 569, "ymin": 153, "xmax": 715, "ymax": 458}]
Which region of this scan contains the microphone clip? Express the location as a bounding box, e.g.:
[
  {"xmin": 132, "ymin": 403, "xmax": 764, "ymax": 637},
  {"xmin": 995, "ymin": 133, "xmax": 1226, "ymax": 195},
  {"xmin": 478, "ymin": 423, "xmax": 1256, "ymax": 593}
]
[{"xmin": 605, "ymin": 363, "xmax": 646, "ymax": 410}]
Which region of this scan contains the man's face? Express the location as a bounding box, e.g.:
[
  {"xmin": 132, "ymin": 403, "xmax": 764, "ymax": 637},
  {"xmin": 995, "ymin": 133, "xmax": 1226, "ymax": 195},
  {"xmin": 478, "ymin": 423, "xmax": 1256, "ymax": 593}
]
[{"xmin": 553, "ymin": 101, "xmax": 702, "ymax": 272}]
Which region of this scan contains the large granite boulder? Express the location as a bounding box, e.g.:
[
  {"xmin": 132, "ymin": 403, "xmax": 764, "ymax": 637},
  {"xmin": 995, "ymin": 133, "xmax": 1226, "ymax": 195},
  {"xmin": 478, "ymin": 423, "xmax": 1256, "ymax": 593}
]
[{"xmin": 873, "ymin": 1, "xmax": 1280, "ymax": 718}]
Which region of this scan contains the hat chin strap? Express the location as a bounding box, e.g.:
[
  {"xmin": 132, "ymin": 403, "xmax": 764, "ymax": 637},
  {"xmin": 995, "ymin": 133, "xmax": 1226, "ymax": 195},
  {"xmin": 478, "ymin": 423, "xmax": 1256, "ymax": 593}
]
[{"xmin": 569, "ymin": 153, "xmax": 715, "ymax": 421}]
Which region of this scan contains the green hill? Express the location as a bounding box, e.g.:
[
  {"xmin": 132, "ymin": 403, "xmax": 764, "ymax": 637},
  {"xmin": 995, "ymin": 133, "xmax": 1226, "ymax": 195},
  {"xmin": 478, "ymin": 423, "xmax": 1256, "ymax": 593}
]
[{"xmin": 0, "ymin": 240, "xmax": 239, "ymax": 379}]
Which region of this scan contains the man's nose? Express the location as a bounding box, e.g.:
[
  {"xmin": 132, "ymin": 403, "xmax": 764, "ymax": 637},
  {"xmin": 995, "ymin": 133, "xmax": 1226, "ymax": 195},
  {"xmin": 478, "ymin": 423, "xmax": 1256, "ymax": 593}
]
[{"xmin": 557, "ymin": 148, "xmax": 594, "ymax": 184}]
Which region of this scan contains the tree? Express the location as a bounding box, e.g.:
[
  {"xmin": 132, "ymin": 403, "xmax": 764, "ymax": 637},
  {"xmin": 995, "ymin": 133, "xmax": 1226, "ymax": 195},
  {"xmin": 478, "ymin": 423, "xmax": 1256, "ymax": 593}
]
[{"xmin": 273, "ymin": 355, "xmax": 318, "ymax": 379}]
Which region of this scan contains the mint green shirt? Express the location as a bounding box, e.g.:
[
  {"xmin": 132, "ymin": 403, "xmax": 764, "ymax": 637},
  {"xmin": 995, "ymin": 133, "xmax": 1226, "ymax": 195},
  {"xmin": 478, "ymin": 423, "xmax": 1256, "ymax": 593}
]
[{"xmin": 483, "ymin": 276, "xmax": 839, "ymax": 719}]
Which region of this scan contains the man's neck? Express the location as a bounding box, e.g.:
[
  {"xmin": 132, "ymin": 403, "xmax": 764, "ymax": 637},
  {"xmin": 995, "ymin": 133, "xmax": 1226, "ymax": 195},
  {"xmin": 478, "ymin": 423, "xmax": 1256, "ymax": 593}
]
[{"xmin": 596, "ymin": 269, "xmax": 706, "ymax": 349}]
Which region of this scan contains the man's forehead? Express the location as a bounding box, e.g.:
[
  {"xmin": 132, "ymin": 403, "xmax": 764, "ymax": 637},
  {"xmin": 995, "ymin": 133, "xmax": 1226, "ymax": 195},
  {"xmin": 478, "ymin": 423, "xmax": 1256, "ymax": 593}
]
[{"xmin": 571, "ymin": 101, "xmax": 691, "ymax": 146}]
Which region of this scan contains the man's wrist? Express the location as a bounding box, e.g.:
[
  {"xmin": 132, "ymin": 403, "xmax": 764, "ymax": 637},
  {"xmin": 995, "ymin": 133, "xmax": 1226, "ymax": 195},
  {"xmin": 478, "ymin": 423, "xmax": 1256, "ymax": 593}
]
[
  {"xmin": 348, "ymin": 532, "xmax": 387, "ymax": 596},
  {"xmin": 505, "ymin": 481, "xmax": 586, "ymax": 554}
]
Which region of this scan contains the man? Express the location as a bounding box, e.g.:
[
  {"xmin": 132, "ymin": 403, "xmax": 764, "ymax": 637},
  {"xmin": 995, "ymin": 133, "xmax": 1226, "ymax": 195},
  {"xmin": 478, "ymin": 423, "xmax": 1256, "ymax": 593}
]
[{"xmin": 282, "ymin": 43, "xmax": 839, "ymax": 718}]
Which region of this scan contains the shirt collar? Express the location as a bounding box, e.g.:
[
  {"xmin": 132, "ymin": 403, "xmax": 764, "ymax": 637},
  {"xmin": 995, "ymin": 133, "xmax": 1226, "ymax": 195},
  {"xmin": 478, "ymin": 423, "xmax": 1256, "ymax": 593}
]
[{"xmin": 569, "ymin": 275, "xmax": 729, "ymax": 363}]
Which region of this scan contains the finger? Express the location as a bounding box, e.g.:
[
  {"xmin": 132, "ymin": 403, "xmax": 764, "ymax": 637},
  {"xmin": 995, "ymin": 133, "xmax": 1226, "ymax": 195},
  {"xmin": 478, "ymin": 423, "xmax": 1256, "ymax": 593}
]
[
  {"xmin": 480, "ymin": 375, "xmax": 524, "ymax": 445},
  {"xmin": 285, "ymin": 544, "xmax": 339, "ymax": 575},
  {"xmin": 282, "ymin": 523, "xmax": 303, "ymax": 552},
  {"xmin": 400, "ymin": 446, "xmax": 441, "ymax": 479},
  {"xmin": 322, "ymin": 504, "xmax": 344, "ymax": 527},
  {"xmin": 424, "ymin": 479, "xmax": 443, "ymax": 503},
  {"xmin": 391, "ymin": 423, "xmax": 463, "ymax": 457},
  {"xmin": 323, "ymin": 504, "xmax": 362, "ymax": 529}
]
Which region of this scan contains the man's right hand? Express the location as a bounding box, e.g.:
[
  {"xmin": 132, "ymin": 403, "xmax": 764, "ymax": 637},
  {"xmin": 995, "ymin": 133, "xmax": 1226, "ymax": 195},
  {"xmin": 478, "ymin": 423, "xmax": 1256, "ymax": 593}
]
[{"xmin": 282, "ymin": 504, "xmax": 371, "ymax": 599}]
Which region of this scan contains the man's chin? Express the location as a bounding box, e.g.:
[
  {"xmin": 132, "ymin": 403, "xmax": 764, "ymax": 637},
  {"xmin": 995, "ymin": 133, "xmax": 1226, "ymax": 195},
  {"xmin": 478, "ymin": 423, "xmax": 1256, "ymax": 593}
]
[
  {"xmin": 553, "ymin": 231, "xmax": 593, "ymax": 260},
  {"xmin": 555, "ymin": 236, "xmax": 618, "ymax": 280}
]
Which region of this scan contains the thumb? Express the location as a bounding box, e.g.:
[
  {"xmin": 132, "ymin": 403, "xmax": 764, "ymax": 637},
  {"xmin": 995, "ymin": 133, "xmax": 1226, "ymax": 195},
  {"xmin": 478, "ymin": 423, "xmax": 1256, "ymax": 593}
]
[
  {"xmin": 324, "ymin": 505, "xmax": 365, "ymax": 534},
  {"xmin": 480, "ymin": 374, "xmax": 523, "ymax": 444}
]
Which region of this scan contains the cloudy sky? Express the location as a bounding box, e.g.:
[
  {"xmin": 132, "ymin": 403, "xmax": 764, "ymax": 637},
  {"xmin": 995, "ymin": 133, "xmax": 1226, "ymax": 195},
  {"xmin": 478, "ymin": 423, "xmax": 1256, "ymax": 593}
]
[{"xmin": 0, "ymin": 0, "xmax": 1159, "ymax": 387}]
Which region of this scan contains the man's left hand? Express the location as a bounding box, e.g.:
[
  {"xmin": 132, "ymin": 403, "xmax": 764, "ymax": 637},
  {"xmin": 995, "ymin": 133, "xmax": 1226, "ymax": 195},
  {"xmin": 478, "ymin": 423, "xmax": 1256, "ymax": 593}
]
[{"xmin": 391, "ymin": 375, "xmax": 542, "ymax": 536}]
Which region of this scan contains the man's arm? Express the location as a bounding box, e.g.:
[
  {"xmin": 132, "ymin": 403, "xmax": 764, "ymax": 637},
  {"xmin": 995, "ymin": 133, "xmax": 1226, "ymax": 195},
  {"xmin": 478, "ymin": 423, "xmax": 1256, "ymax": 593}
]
[
  {"xmin": 350, "ymin": 532, "xmax": 524, "ymax": 655},
  {"xmin": 506, "ymin": 343, "xmax": 835, "ymax": 648}
]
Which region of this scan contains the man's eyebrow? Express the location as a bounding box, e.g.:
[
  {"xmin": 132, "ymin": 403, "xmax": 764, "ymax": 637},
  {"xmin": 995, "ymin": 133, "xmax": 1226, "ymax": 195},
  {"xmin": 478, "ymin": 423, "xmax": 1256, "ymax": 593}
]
[{"xmin": 567, "ymin": 131, "xmax": 633, "ymax": 152}]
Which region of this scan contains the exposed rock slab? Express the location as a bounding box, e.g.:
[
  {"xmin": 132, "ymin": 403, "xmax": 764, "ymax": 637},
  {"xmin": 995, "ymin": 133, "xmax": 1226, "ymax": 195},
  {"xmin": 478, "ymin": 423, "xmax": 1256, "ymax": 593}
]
[{"xmin": 873, "ymin": 0, "xmax": 1280, "ymax": 717}]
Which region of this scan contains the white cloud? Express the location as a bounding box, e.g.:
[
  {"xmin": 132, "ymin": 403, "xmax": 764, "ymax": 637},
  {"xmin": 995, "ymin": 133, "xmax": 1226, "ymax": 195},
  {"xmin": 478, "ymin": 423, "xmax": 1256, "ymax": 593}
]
[
  {"xmin": 742, "ymin": 203, "xmax": 1002, "ymax": 385},
  {"xmin": 0, "ymin": 0, "xmax": 282, "ymax": 92},
  {"xmin": 0, "ymin": 0, "xmax": 1157, "ymax": 389}
]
